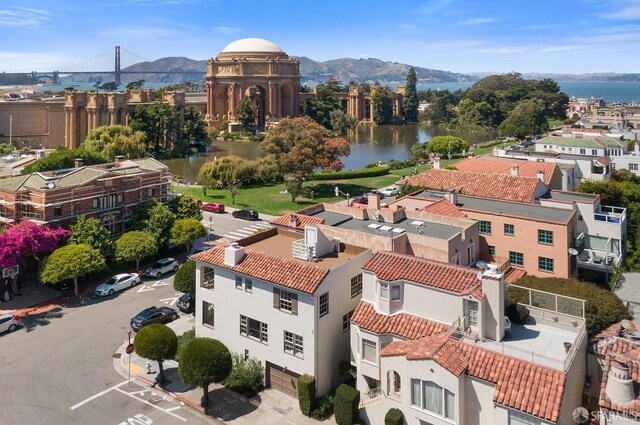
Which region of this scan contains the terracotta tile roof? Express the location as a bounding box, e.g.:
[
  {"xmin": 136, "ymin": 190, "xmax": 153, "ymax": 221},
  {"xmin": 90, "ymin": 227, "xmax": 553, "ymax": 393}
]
[
  {"xmin": 381, "ymin": 333, "xmax": 468, "ymax": 376},
  {"xmin": 357, "ymin": 300, "xmax": 566, "ymax": 422},
  {"xmin": 192, "ymin": 245, "xmax": 329, "ymax": 294},
  {"xmin": 400, "ymin": 169, "xmax": 541, "ymax": 203},
  {"xmin": 597, "ymin": 156, "xmax": 611, "ymax": 166},
  {"xmin": 596, "ymin": 337, "xmax": 640, "ymax": 416},
  {"xmin": 514, "ymin": 162, "xmax": 558, "ymax": 185},
  {"xmin": 595, "ymin": 323, "xmax": 623, "ymax": 340},
  {"xmin": 363, "ymin": 251, "xmax": 483, "ymax": 299},
  {"xmin": 269, "ymin": 213, "xmax": 325, "ymax": 230},
  {"xmin": 422, "ymin": 198, "xmax": 466, "ymax": 217},
  {"xmin": 453, "ymin": 340, "xmax": 566, "ymax": 423},
  {"xmin": 351, "ymin": 301, "xmax": 448, "ymax": 340},
  {"xmin": 504, "ymin": 267, "xmax": 527, "ymax": 284}
]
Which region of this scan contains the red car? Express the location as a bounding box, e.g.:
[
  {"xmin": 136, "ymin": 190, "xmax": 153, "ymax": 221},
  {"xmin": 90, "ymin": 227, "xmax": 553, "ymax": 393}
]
[
  {"xmin": 202, "ymin": 203, "xmax": 225, "ymax": 213},
  {"xmin": 350, "ymin": 196, "xmax": 368, "ymax": 206}
]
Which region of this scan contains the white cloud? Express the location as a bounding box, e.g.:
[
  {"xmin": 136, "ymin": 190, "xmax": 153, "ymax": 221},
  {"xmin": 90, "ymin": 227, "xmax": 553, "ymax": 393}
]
[
  {"xmin": 539, "ymin": 46, "xmax": 573, "ymax": 52},
  {"xmin": 600, "ymin": 0, "xmax": 640, "ymax": 19},
  {"xmin": 416, "ymin": 0, "xmax": 453, "ymax": 14},
  {"xmin": 0, "ymin": 8, "xmax": 49, "ymax": 28},
  {"xmin": 398, "ymin": 23, "xmax": 419, "ymax": 30},
  {"xmin": 477, "ymin": 47, "xmax": 524, "ymax": 54},
  {"xmin": 459, "ymin": 17, "xmax": 498, "ymax": 26},
  {"xmin": 213, "ymin": 25, "xmax": 242, "ymax": 35},
  {"xmin": 423, "ymin": 39, "xmax": 486, "ymax": 49}
]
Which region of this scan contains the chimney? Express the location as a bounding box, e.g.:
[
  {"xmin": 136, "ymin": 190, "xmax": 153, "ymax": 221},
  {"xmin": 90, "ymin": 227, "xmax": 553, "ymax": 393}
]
[
  {"xmin": 74, "ymin": 158, "xmax": 84, "ymax": 168},
  {"xmin": 289, "ymin": 214, "xmax": 299, "ymax": 229},
  {"xmin": 444, "ymin": 190, "xmax": 458, "ymax": 206},
  {"xmin": 433, "ymin": 156, "xmax": 441, "ymax": 170},
  {"xmin": 481, "ymin": 265, "xmax": 505, "ymax": 341},
  {"xmin": 224, "ymin": 242, "xmax": 245, "ymax": 267},
  {"xmin": 634, "ymin": 142, "xmax": 639, "ymax": 156},
  {"xmin": 368, "ymin": 193, "xmax": 381, "ymax": 210},
  {"xmin": 510, "ymin": 166, "xmax": 519, "ymax": 176},
  {"xmin": 537, "ymin": 169, "xmax": 546, "ymax": 183},
  {"xmin": 114, "ymin": 155, "xmax": 126, "ymax": 163},
  {"xmin": 606, "ymin": 361, "xmax": 636, "ymax": 406}
]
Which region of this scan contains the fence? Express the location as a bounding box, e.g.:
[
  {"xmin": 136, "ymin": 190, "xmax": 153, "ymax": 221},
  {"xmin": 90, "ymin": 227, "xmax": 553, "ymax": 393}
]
[{"xmin": 507, "ymin": 284, "xmax": 585, "ymax": 319}]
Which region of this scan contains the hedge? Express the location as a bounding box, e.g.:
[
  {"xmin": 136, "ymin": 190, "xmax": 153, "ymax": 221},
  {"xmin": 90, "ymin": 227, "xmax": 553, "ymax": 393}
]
[
  {"xmin": 507, "ymin": 275, "xmax": 629, "ymax": 336},
  {"xmin": 312, "ymin": 166, "xmax": 390, "ymax": 181},
  {"xmin": 297, "ymin": 374, "xmax": 316, "ymax": 416},
  {"xmin": 385, "ymin": 408, "xmax": 405, "ymax": 425},
  {"xmin": 334, "ymin": 384, "xmax": 360, "ymax": 425}
]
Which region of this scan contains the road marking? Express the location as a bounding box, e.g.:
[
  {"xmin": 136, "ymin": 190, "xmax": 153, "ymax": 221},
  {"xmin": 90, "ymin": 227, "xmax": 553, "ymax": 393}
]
[
  {"xmin": 222, "ymin": 234, "xmax": 239, "ymax": 241},
  {"xmin": 232, "ymin": 228, "xmax": 254, "ymax": 235},
  {"xmin": 151, "ymin": 281, "xmax": 170, "ymax": 287},
  {"xmin": 115, "ymin": 388, "xmax": 187, "ymax": 421},
  {"xmin": 166, "ymin": 406, "xmax": 181, "ymax": 412},
  {"xmin": 247, "ymin": 225, "xmax": 269, "ymax": 230},
  {"xmin": 136, "ymin": 285, "xmax": 155, "ymax": 293},
  {"xmin": 160, "ymin": 295, "xmax": 181, "ymax": 306},
  {"xmin": 70, "ymin": 380, "xmax": 128, "ymax": 410}
]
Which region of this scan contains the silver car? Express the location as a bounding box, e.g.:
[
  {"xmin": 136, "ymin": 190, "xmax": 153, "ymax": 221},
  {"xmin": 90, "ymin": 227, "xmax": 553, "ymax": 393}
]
[
  {"xmin": 95, "ymin": 273, "xmax": 141, "ymax": 296},
  {"xmin": 145, "ymin": 258, "xmax": 179, "ymax": 278},
  {"xmin": 0, "ymin": 312, "xmax": 19, "ymax": 333},
  {"xmin": 380, "ymin": 186, "xmax": 400, "ymax": 197}
]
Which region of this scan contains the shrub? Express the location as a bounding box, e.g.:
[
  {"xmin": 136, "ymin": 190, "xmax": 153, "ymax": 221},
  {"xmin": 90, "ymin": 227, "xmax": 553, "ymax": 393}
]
[
  {"xmin": 311, "ymin": 394, "xmax": 334, "ymax": 420},
  {"xmin": 334, "ymin": 384, "xmax": 360, "ymax": 425},
  {"xmin": 311, "ymin": 166, "xmax": 390, "ymax": 181},
  {"xmin": 176, "ymin": 329, "xmax": 195, "ymax": 362},
  {"xmin": 297, "ymin": 374, "xmax": 316, "ymax": 416},
  {"xmin": 385, "ymin": 408, "xmax": 405, "ymax": 425},
  {"xmin": 174, "ymin": 260, "xmax": 196, "ymax": 293},
  {"xmin": 223, "ymin": 352, "xmax": 265, "ymax": 398},
  {"xmin": 507, "ymin": 275, "xmax": 629, "ymax": 336}
]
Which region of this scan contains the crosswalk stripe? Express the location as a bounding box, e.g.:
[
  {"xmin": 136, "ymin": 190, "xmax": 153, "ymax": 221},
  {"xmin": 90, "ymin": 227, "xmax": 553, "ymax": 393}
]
[
  {"xmin": 222, "ymin": 234, "xmax": 239, "ymax": 240},
  {"xmin": 227, "ymin": 231, "xmax": 250, "ymax": 238},
  {"xmin": 254, "ymin": 223, "xmax": 272, "ymax": 228},
  {"xmin": 233, "ymin": 229, "xmax": 254, "ymax": 235}
]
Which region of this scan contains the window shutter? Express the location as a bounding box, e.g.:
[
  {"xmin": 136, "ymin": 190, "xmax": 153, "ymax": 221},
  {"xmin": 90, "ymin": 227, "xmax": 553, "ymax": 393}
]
[
  {"xmin": 291, "ymin": 293, "xmax": 298, "ymax": 315},
  {"xmin": 273, "ymin": 287, "xmax": 280, "ymax": 309}
]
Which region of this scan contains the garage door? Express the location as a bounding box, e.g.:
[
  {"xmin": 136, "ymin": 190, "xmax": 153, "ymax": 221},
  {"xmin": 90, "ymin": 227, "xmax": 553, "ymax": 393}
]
[{"xmin": 266, "ymin": 362, "xmax": 299, "ymax": 398}]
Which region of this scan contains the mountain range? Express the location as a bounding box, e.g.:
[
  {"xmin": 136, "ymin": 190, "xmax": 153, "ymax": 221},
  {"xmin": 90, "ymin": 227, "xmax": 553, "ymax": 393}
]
[{"xmin": 59, "ymin": 56, "xmax": 640, "ymax": 85}]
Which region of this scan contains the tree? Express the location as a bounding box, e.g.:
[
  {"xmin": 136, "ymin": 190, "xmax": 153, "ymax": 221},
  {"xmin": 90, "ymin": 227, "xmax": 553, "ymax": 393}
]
[
  {"xmin": 402, "ymin": 67, "xmax": 419, "ymax": 122},
  {"xmin": 99, "ymin": 81, "xmax": 119, "ymax": 91},
  {"xmin": 170, "ymin": 219, "xmax": 207, "ymax": 253},
  {"xmin": 22, "ymin": 148, "xmax": 109, "ymax": 174},
  {"xmin": 197, "ymin": 156, "xmax": 256, "ymax": 205},
  {"xmin": 125, "ymin": 80, "xmax": 145, "ymax": 90},
  {"xmin": 69, "ymin": 216, "xmax": 113, "ymax": 258},
  {"xmin": 129, "ymin": 101, "xmax": 181, "ymax": 155},
  {"xmin": 499, "ymin": 99, "xmax": 549, "ymax": 139},
  {"xmin": 130, "ymin": 200, "xmax": 176, "ymax": 246},
  {"xmin": 329, "ymin": 109, "xmax": 357, "ymax": 136},
  {"xmin": 171, "ymin": 196, "xmax": 202, "ymax": 220},
  {"xmin": 134, "ymin": 324, "xmax": 177, "ymax": 383},
  {"xmin": 81, "ymin": 125, "xmax": 148, "ymax": 160},
  {"xmin": 41, "ymin": 244, "xmax": 105, "ymax": 296},
  {"xmin": 178, "ymin": 337, "xmax": 232, "ymax": 407},
  {"xmin": 307, "ymin": 80, "xmax": 342, "ymax": 129},
  {"xmin": 259, "ymin": 118, "xmax": 350, "ymax": 202},
  {"xmin": 174, "ymin": 260, "xmax": 196, "ymax": 293},
  {"xmin": 426, "ymin": 136, "xmax": 469, "ymax": 156},
  {"xmin": 115, "ymin": 231, "xmax": 158, "ymax": 270},
  {"xmin": 235, "ymin": 97, "xmax": 256, "ymax": 130},
  {"xmin": 371, "ymin": 85, "xmax": 394, "ymax": 124},
  {"xmin": 0, "ymin": 221, "xmax": 69, "ymax": 272}
]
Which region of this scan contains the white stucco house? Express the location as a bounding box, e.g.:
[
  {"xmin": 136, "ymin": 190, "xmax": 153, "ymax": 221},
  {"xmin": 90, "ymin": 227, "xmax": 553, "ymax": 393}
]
[
  {"xmin": 350, "ymin": 251, "xmax": 588, "ymax": 425},
  {"xmin": 192, "ymin": 226, "xmax": 372, "ymax": 397}
]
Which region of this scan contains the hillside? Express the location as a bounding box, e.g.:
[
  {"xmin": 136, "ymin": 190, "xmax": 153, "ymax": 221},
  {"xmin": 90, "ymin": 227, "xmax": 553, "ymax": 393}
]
[
  {"xmin": 470, "ymin": 72, "xmax": 640, "ymax": 83},
  {"xmin": 60, "ymin": 56, "xmax": 474, "ymax": 85}
]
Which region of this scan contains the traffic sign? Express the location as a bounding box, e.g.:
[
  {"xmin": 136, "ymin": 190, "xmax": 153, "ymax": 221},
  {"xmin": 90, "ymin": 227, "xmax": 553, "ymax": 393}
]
[{"xmin": 125, "ymin": 344, "xmax": 134, "ymax": 354}]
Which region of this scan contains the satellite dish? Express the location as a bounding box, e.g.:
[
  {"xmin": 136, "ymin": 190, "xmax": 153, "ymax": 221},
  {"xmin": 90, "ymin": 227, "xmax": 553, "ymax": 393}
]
[
  {"xmin": 622, "ymin": 319, "xmax": 638, "ymax": 331},
  {"xmin": 475, "ymin": 260, "xmax": 487, "ymax": 270},
  {"xmin": 568, "ymin": 248, "xmax": 579, "ymax": 256},
  {"xmin": 45, "ymin": 182, "xmax": 55, "ymax": 189}
]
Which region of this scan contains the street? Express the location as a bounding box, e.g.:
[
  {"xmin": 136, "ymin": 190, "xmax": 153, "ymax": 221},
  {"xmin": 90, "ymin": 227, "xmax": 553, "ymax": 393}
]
[{"xmin": 196, "ymin": 209, "xmax": 276, "ymax": 247}]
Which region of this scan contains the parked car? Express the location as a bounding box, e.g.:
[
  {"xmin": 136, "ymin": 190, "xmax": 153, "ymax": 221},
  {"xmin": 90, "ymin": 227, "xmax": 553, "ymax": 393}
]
[
  {"xmin": 232, "ymin": 209, "xmax": 259, "ymax": 221},
  {"xmin": 95, "ymin": 273, "xmax": 141, "ymax": 296},
  {"xmin": 350, "ymin": 196, "xmax": 368, "ymax": 205},
  {"xmin": 380, "ymin": 186, "xmax": 400, "ymax": 197},
  {"xmin": 130, "ymin": 306, "xmax": 179, "ymax": 331},
  {"xmin": 177, "ymin": 293, "xmax": 195, "ymax": 314},
  {"xmin": 0, "ymin": 312, "xmax": 19, "ymax": 334},
  {"xmin": 369, "ymin": 190, "xmax": 385, "ymax": 198},
  {"xmin": 202, "ymin": 202, "xmax": 225, "ymax": 213},
  {"xmin": 145, "ymin": 258, "xmax": 179, "ymax": 278}
]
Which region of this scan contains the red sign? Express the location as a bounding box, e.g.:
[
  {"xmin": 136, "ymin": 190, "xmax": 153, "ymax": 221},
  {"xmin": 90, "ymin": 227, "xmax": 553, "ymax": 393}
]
[{"xmin": 125, "ymin": 343, "xmax": 134, "ymax": 354}]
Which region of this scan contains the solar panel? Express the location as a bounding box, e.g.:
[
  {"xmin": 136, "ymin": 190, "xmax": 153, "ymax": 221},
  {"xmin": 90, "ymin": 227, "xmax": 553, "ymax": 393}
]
[
  {"xmin": 379, "ymin": 225, "xmax": 393, "ymax": 231},
  {"xmin": 410, "ymin": 220, "xmax": 424, "ymax": 226},
  {"xmin": 392, "ymin": 228, "xmax": 405, "ymax": 234},
  {"xmin": 367, "ymin": 223, "xmax": 381, "ymax": 229}
]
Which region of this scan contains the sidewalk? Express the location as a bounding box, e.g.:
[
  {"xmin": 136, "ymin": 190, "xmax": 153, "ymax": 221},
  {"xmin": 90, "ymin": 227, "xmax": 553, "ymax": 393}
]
[{"xmin": 114, "ymin": 317, "xmax": 330, "ymax": 424}]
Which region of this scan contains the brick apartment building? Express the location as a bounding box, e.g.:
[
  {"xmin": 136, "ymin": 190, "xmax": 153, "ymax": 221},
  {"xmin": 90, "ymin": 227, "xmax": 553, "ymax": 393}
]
[{"xmin": 0, "ymin": 156, "xmax": 171, "ymax": 235}]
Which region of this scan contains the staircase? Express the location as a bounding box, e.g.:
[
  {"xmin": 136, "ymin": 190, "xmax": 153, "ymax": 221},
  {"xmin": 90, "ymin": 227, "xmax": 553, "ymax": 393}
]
[{"xmin": 292, "ymin": 239, "xmax": 316, "ymax": 261}]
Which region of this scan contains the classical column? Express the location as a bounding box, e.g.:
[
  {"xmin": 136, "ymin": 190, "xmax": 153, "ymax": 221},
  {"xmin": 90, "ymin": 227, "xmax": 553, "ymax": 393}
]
[
  {"xmin": 64, "ymin": 107, "xmax": 72, "ymax": 148},
  {"xmin": 229, "ymin": 83, "xmax": 237, "ymax": 119},
  {"xmin": 69, "ymin": 107, "xmax": 77, "ymax": 148},
  {"xmin": 109, "ymin": 108, "xmax": 116, "ymax": 125},
  {"xmin": 293, "ymin": 84, "xmax": 300, "ymax": 117}
]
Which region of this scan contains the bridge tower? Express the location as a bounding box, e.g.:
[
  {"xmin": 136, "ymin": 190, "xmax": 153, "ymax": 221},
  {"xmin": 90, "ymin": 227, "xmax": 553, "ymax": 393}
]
[
  {"xmin": 53, "ymin": 71, "xmax": 60, "ymax": 85},
  {"xmin": 114, "ymin": 46, "xmax": 121, "ymax": 85}
]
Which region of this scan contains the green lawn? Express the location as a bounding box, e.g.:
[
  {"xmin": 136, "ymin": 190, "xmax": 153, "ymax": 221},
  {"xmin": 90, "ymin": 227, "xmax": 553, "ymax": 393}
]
[{"xmin": 174, "ymin": 173, "xmax": 400, "ymax": 216}]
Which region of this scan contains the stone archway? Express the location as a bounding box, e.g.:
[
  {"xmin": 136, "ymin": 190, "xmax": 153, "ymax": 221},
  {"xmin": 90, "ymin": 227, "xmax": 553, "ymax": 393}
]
[{"xmin": 245, "ymin": 85, "xmax": 267, "ymax": 127}]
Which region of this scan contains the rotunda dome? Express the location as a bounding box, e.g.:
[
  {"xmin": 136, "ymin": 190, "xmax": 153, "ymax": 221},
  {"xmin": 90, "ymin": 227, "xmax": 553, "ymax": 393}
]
[{"xmin": 221, "ymin": 38, "xmax": 284, "ymax": 54}]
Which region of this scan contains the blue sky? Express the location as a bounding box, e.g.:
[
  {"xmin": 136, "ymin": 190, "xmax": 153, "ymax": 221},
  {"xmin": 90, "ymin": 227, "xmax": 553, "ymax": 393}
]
[{"xmin": 1, "ymin": 0, "xmax": 640, "ymax": 74}]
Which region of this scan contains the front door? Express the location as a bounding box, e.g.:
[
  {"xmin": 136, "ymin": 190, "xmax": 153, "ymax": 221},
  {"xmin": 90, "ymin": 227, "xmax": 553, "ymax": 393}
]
[{"xmin": 464, "ymin": 299, "xmax": 479, "ymax": 333}]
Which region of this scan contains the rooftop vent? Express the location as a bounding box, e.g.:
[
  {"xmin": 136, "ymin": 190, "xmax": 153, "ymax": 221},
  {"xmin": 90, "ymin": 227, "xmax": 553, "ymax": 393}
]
[
  {"xmin": 224, "ymin": 242, "xmax": 245, "ymax": 267},
  {"xmin": 606, "ymin": 361, "xmax": 636, "ymax": 406}
]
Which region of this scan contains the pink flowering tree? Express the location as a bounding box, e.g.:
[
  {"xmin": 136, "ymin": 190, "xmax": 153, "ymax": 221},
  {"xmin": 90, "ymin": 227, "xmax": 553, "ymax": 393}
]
[{"xmin": 0, "ymin": 221, "xmax": 70, "ymax": 273}]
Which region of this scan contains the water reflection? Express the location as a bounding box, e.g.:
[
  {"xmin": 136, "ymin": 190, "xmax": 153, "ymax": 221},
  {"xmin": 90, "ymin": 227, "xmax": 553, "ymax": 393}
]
[{"xmin": 162, "ymin": 123, "xmax": 494, "ymax": 181}]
